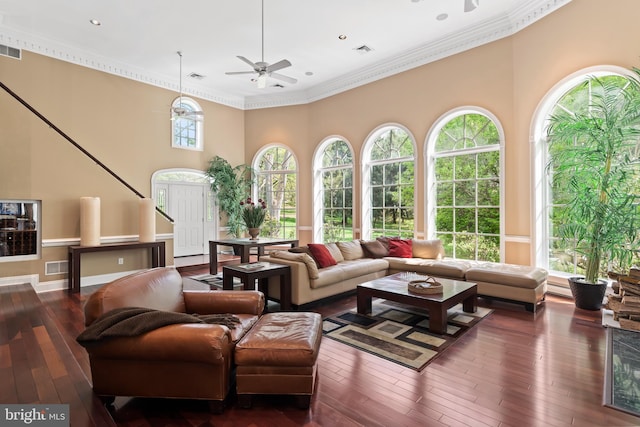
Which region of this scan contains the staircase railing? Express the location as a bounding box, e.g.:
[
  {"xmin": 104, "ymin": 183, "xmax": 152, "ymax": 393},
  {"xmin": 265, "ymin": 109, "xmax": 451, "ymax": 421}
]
[{"xmin": 0, "ymin": 81, "xmax": 174, "ymax": 223}]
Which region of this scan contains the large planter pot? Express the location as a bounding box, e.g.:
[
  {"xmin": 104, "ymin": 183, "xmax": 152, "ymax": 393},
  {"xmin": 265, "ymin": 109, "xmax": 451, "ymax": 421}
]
[{"xmin": 568, "ymin": 276, "xmax": 608, "ymax": 310}]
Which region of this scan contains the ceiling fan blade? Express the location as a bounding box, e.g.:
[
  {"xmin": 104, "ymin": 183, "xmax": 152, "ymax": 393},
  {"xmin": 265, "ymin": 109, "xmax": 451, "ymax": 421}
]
[
  {"xmin": 464, "ymin": 0, "xmax": 479, "ymax": 12},
  {"xmin": 237, "ymin": 55, "xmax": 259, "ymax": 70},
  {"xmin": 270, "ymin": 72, "xmax": 297, "ymax": 84},
  {"xmin": 225, "ymin": 71, "xmax": 256, "ymax": 75},
  {"xmin": 266, "ymin": 59, "xmax": 291, "ymax": 73}
]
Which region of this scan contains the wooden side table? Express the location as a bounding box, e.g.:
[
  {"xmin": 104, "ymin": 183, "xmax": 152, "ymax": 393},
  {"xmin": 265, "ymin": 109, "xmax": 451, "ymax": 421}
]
[{"xmin": 222, "ymin": 262, "xmax": 292, "ymax": 311}]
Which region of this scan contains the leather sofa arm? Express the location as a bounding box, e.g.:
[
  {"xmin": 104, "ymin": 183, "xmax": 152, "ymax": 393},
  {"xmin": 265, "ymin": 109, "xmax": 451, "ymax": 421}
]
[
  {"xmin": 183, "ymin": 290, "xmax": 265, "ymax": 315},
  {"xmin": 84, "ymin": 323, "xmax": 231, "ymax": 364}
]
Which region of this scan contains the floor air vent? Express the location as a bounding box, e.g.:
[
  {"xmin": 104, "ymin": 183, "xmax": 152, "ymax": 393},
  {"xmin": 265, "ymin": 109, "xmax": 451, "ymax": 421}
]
[
  {"xmin": 0, "ymin": 44, "xmax": 21, "ymax": 60},
  {"xmin": 45, "ymin": 260, "xmax": 68, "ymax": 276}
]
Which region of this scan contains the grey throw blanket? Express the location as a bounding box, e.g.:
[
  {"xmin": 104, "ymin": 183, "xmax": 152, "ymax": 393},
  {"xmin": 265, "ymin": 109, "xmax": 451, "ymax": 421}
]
[{"xmin": 77, "ymin": 307, "xmax": 241, "ymax": 345}]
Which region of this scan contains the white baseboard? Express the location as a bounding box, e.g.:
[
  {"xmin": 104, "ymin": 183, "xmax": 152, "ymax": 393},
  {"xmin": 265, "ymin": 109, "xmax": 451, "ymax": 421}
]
[
  {"xmin": 1, "ymin": 269, "xmax": 153, "ymax": 293},
  {"xmin": 0, "ymin": 274, "xmax": 39, "ymax": 288}
]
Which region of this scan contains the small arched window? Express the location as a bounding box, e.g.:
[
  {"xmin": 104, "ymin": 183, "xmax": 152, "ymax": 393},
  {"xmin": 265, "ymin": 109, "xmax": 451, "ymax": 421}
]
[{"xmin": 171, "ymin": 97, "xmax": 203, "ymax": 150}]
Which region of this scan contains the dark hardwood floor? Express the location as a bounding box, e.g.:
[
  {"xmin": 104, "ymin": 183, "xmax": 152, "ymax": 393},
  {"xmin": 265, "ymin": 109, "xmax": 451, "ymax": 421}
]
[{"xmin": 3, "ymin": 266, "xmax": 640, "ymax": 426}]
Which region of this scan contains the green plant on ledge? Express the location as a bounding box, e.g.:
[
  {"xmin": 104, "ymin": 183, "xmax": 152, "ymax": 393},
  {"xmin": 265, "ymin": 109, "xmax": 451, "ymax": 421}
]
[
  {"xmin": 546, "ymin": 69, "xmax": 640, "ymax": 308},
  {"xmin": 205, "ymin": 156, "xmax": 254, "ymax": 238}
]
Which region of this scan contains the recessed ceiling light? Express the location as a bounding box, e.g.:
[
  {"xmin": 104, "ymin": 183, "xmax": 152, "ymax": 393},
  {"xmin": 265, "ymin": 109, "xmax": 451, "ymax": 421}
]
[
  {"xmin": 436, "ymin": 13, "xmax": 448, "ymax": 21},
  {"xmin": 338, "ymin": 35, "xmax": 347, "ymax": 40},
  {"xmin": 305, "ymin": 71, "xmax": 314, "ymax": 76},
  {"xmin": 89, "ymin": 19, "xmax": 101, "ymax": 26}
]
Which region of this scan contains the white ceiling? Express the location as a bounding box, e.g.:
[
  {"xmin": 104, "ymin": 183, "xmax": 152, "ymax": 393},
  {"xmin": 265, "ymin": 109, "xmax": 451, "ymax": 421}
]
[{"xmin": 0, "ymin": 0, "xmax": 570, "ymax": 110}]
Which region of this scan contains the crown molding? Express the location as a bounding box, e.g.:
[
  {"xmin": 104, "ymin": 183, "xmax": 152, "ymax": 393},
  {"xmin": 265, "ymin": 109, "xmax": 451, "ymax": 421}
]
[
  {"xmin": 0, "ymin": 27, "xmax": 247, "ymax": 110},
  {"xmin": 1, "ymin": 0, "xmax": 570, "ymax": 111},
  {"xmin": 242, "ymin": 0, "xmax": 572, "ymax": 110}
]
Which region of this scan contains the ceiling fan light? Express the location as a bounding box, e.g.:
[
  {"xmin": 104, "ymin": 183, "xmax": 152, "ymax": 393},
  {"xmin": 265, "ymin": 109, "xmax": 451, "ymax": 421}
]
[{"xmin": 257, "ymin": 73, "xmax": 267, "ymax": 89}]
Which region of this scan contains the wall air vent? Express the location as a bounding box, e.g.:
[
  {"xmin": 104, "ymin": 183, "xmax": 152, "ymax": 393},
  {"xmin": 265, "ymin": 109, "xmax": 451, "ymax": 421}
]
[
  {"xmin": 0, "ymin": 44, "xmax": 21, "ymax": 60},
  {"xmin": 354, "ymin": 45, "xmax": 373, "ymax": 54},
  {"xmin": 45, "ymin": 260, "xmax": 68, "ymax": 276},
  {"xmin": 188, "ymin": 72, "xmax": 206, "ymax": 80}
]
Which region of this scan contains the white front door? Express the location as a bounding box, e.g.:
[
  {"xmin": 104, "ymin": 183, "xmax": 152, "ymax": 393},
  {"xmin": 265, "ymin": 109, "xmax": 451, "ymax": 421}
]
[{"xmin": 170, "ymin": 183, "xmax": 205, "ymax": 257}]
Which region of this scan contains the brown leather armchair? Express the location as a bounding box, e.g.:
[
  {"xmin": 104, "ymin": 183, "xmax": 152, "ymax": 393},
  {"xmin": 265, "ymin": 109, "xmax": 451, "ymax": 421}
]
[{"xmin": 81, "ymin": 267, "xmax": 265, "ymax": 413}]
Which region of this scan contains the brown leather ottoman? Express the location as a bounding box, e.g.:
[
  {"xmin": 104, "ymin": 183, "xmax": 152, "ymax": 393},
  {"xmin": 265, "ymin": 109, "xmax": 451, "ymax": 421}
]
[{"xmin": 234, "ymin": 312, "xmax": 322, "ymax": 409}]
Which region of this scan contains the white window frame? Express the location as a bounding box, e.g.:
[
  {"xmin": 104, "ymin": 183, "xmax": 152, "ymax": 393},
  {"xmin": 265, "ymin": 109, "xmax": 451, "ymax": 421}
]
[
  {"xmin": 171, "ymin": 96, "xmax": 203, "ymax": 151},
  {"xmin": 361, "ymin": 124, "xmax": 416, "ymax": 240},
  {"xmin": 425, "ymin": 107, "xmax": 505, "ymax": 261},
  {"xmin": 312, "ymin": 136, "xmax": 355, "ymax": 243},
  {"xmin": 252, "ymin": 144, "xmax": 298, "ymax": 240},
  {"xmin": 530, "ymin": 65, "xmax": 636, "ymax": 285}
]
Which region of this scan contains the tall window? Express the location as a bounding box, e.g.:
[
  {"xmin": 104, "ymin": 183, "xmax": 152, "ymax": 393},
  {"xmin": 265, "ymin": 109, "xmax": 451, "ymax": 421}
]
[
  {"xmin": 362, "ymin": 125, "xmax": 415, "ymax": 239},
  {"xmin": 428, "ymin": 110, "xmax": 502, "ymax": 261},
  {"xmin": 534, "ymin": 67, "xmax": 640, "ymax": 279},
  {"xmin": 313, "ymin": 137, "xmax": 354, "ymax": 242},
  {"xmin": 171, "ymin": 97, "xmax": 203, "ymax": 150},
  {"xmin": 254, "ymin": 145, "xmax": 297, "ymax": 239}
]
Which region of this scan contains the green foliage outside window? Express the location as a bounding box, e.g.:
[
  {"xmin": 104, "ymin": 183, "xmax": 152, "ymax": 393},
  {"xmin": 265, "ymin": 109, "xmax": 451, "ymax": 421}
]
[
  {"xmin": 434, "ymin": 113, "xmax": 501, "ymax": 261},
  {"xmin": 367, "ymin": 127, "xmax": 415, "ymax": 238}
]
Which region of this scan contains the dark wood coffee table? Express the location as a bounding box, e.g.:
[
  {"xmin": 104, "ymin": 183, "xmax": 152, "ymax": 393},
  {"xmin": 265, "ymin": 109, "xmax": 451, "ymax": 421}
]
[{"xmin": 356, "ymin": 273, "xmax": 477, "ymax": 335}]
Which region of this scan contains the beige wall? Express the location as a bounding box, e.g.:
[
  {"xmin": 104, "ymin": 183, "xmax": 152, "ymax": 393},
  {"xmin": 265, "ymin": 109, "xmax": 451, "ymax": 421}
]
[
  {"xmin": 0, "ymin": 52, "xmax": 245, "ymax": 282},
  {"xmin": 1, "ymin": 0, "xmax": 639, "ymax": 283},
  {"xmin": 245, "ymin": 0, "xmax": 640, "ymax": 264}
]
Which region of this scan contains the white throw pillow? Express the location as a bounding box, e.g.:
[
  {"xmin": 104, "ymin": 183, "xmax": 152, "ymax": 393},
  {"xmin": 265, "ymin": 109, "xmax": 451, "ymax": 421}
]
[
  {"xmin": 269, "ymin": 250, "xmax": 319, "ymax": 279},
  {"xmin": 336, "ymin": 240, "xmax": 365, "ymax": 260}
]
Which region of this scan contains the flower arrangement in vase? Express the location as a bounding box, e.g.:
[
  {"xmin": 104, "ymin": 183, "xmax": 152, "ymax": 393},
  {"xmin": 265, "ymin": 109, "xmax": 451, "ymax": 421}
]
[{"xmin": 241, "ymin": 197, "xmax": 267, "ymax": 240}]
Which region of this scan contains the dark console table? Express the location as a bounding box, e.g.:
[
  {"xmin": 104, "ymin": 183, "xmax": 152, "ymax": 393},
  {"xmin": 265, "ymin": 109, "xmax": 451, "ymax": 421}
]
[
  {"xmin": 68, "ymin": 241, "xmax": 166, "ymax": 293},
  {"xmin": 209, "ymin": 237, "xmax": 298, "ymax": 274}
]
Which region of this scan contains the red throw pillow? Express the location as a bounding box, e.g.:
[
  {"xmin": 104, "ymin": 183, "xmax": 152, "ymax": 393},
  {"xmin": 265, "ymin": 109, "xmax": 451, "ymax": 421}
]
[
  {"xmin": 307, "ymin": 243, "xmax": 338, "ymax": 268},
  {"xmin": 388, "ymin": 238, "xmax": 413, "ymax": 258}
]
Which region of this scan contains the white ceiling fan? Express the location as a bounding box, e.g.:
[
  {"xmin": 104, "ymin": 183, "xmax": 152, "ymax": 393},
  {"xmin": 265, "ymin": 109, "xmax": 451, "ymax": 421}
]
[
  {"xmin": 171, "ymin": 51, "xmax": 204, "ymax": 119},
  {"xmin": 225, "ymin": 0, "xmax": 297, "ymax": 89},
  {"xmin": 464, "ymin": 0, "xmax": 479, "ymax": 13}
]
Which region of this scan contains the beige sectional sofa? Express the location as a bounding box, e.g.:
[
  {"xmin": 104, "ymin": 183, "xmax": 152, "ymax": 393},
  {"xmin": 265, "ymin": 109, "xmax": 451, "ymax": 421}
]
[{"xmin": 261, "ymin": 238, "xmax": 547, "ymax": 312}]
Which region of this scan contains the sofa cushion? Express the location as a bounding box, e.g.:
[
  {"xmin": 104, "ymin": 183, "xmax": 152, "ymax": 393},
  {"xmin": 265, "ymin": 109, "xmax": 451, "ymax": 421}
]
[
  {"xmin": 388, "ymin": 238, "xmax": 412, "ymax": 258},
  {"xmin": 386, "ymin": 257, "xmax": 471, "ymax": 279},
  {"xmin": 288, "ymin": 246, "xmax": 319, "ymax": 268},
  {"xmin": 360, "ymin": 239, "xmax": 388, "ymax": 258},
  {"xmin": 411, "ymin": 239, "xmax": 445, "ymax": 259},
  {"xmin": 336, "ymin": 240, "xmax": 365, "ymax": 260},
  {"xmin": 465, "ymin": 262, "xmax": 547, "ymax": 290},
  {"xmin": 325, "ymin": 243, "xmax": 345, "ymax": 263},
  {"xmin": 310, "ymin": 259, "xmax": 389, "ymax": 289},
  {"xmin": 270, "ymin": 250, "xmax": 320, "ymax": 279},
  {"xmin": 308, "ymin": 243, "xmax": 338, "ymax": 268}
]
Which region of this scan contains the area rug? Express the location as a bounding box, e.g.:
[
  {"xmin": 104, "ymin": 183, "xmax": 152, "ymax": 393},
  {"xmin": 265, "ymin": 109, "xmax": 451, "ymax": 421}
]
[
  {"xmin": 322, "ymin": 301, "xmax": 492, "ymax": 371},
  {"xmin": 604, "ymin": 327, "xmax": 640, "ymax": 417}
]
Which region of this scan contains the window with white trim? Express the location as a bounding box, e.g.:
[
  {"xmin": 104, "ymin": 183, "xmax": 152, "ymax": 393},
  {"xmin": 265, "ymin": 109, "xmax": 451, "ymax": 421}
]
[
  {"xmin": 533, "ymin": 68, "xmax": 640, "ymax": 279},
  {"xmin": 171, "ymin": 97, "xmax": 203, "ymax": 150},
  {"xmin": 254, "ymin": 145, "xmax": 297, "ymax": 239},
  {"xmin": 362, "ymin": 125, "xmax": 415, "ymax": 239},
  {"xmin": 313, "ymin": 137, "xmax": 354, "ymax": 242},
  {"xmin": 428, "ymin": 111, "xmax": 502, "ymax": 261}
]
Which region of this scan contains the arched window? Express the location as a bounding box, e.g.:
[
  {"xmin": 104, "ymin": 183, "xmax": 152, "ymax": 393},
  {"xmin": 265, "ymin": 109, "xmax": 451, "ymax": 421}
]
[
  {"xmin": 313, "ymin": 137, "xmax": 354, "ymax": 242},
  {"xmin": 254, "ymin": 145, "xmax": 297, "ymax": 239},
  {"xmin": 532, "ymin": 66, "xmax": 640, "ymax": 281},
  {"xmin": 362, "ymin": 125, "xmax": 415, "ymax": 239},
  {"xmin": 426, "ymin": 109, "xmax": 503, "ymax": 261},
  {"xmin": 171, "ymin": 97, "xmax": 203, "ymax": 150}
]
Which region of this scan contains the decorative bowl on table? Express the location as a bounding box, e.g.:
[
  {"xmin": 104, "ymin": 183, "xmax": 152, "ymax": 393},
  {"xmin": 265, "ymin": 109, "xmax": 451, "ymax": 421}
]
[{"xmin": 408, "ymin": 277, "xmax": 443, "ymax": 294}]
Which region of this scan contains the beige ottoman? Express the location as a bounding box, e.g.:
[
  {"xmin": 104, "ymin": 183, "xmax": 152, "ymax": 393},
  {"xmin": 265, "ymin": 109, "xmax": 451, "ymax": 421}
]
[
  {"xmin": 465, "ymin": 262, "xmax": 548, "ymax": 312},
  {"xmin": 234, "ymin": 312, "xmax": 322, "ymax": 409}
]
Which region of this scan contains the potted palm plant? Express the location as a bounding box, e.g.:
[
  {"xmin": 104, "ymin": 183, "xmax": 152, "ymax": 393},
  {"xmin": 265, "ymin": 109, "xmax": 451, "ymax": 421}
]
[
  {"xmin": 205, "ymin": 156, "xmax": 254, "ymax": 238},
  {"xmin": 546, "ymin": 70, "xmax": 640, "ymax": 310}
]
